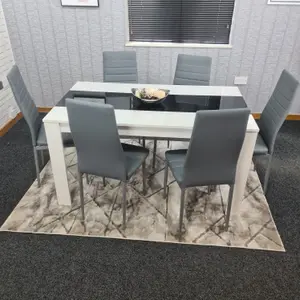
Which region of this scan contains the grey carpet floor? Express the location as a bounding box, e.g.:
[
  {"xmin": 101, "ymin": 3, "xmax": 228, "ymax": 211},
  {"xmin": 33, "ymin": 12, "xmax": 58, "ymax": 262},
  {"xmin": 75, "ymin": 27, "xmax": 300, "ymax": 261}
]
[{"xmin": 0, "ymin": 117, "xmax": 299, "ymax": 299}]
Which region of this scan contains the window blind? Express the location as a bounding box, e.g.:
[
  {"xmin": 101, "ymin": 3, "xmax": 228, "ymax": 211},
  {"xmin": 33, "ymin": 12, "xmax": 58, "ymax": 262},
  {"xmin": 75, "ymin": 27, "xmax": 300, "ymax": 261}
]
[{"xmin": 128, "ymin": 0, "xmax": 235, "ymax": 44}]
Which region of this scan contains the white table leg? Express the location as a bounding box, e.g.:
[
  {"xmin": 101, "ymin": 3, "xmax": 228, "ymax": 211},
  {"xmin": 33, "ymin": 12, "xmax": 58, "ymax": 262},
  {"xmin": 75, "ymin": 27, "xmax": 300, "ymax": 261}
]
[
  {"xmin": 44, "ymin": 122, "xmax": 72, "ymax": 206},
  {"xmin": 231, "ymin": 131, "xmax": 258, "ymax": 218}
]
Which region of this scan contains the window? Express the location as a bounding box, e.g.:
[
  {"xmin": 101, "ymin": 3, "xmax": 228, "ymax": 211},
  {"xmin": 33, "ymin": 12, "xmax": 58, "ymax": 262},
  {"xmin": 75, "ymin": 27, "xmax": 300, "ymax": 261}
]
[{"xmin": 127, "ymin": 0, "xmax": 236, "ymax": 45}]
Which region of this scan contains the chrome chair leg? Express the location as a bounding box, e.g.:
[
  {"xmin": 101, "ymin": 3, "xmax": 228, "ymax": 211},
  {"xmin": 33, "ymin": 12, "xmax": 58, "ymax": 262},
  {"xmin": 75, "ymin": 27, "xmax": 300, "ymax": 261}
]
[
  {"xmin": 142, "ymin": 138, "xmax": 145, "ymax": 148},
  {"xmin": 122, "ymin": 181, "xmax": 127, "ymax": 230},
  {"xmin": 142, "ymin": 162, "xmax": 146, "ymax": 195},
  {"xmin": 103, "ymin": 177, "xmax": 106, "ymax": 186},
  {"xmin": 208, "ymin": 185, "xmax": 212, "ymax": 195},
  {"xmin": 152, "ymin": 139, "xmax": 157, "ymax": 170},
  {"xmin": 208, "ymin": 185, "xmax": 216, "ymax": 194},
  {"xmin": 179, "ymin": 188, "xmax": 186, "ymax": 237},
  {"xmin": 224, "ymin": 184, "xmax": 234, "ymax": 231},
  {"xmin": 163, "ymin": 161, "xmax": 168, "ymax": 198},
  {"xmin": 85, "ymin": 174, "xmax": 89, "ymax": 184},
  {"xmin": 263, "ymin": 155, "xmax": 273, "ymax": 194},
  {"xmin": 40, "ymin": 150, "xmax": 45, "ymax": 166},
  {"xmin": 33, "ymin": 147, "xmax": 41, "ymax": 187},
  {"xmin": 78, "ymin": 168, "xmax": 85, "ymax": 223}
]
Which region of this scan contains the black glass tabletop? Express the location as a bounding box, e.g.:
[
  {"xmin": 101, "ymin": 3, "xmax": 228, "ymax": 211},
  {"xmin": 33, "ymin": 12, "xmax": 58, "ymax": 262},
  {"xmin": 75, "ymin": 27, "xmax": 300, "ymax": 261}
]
[
  {"xmin": 132, "ymin": 95, "xmax": 204, "ymax": 112},
  {"xmin": 58, "ymin": 90, "xmax": 247, "ymax": 112}
]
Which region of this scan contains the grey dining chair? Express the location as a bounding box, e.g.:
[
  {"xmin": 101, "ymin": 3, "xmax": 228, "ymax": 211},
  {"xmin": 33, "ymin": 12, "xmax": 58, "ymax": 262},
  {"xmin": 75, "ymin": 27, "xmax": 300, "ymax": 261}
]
[
  {"xmin": 163, "ymin": 54, "xmax": 213, "ymax": 162},
  {"xmin": 103, "ymin": 51, "xmax": 138, "ymax": 109},
  {"xmin": 173, "ymin": 54, "xmax": 212, "ymax": 110},
  {"xmin": 73, "ymin": 96, "xmax": 105, "ymax": 184},
  {"xmin": 7, "ymin": 65, "xmax": 74, "ymax": 187},
  {"xmin": 66, "ymin": 99, "xmax": 149, "ymax": 229},
  {"xmin": 103, "ymin": 51, "xmax": 158, "ymax": 167},
  {"xmin": 150, "ymin": 55, "xmax": 212, "ymax": 167},
  {"xmin": 253, "ymin": 70, "xmax": 299, "ymax": 193},
  {"xmin": 163, "ymin": 108, "xmax": 250, "ymax": 235}
]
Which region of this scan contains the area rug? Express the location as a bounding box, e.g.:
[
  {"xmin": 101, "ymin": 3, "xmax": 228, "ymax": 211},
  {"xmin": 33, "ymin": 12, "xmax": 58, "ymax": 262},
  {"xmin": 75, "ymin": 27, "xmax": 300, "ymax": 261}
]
[{"xmin": 1, "ymin": 140, "xmax": 284, "ymax": 251}]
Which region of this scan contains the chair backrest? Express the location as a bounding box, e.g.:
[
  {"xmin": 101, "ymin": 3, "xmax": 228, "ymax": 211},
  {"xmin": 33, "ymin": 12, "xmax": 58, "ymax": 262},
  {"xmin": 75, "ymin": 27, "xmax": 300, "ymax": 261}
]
[
  {"xmin": 183, "ymin": 108, "xmax": 250, "ymax": 187},
  {"xmin": 66, "ymin": 99, "xmax": 127, "ymax": 180},
  {"xmin": 73, "ymin": 96, "xmax": 105, "ymax": 104},
  {"xmin": 174, "ymin": 54, "xmax": 212, "ymax": 86},
  {"xmin": 260, "ymin": 70, "xmax": 299, "ymax": 154},
  {"xmin": 173, "ymin": 54, "xmax": 212, "ymax": 109},
  {"xmin": 103, "ymin": 51, "xmax": 138, "ymax": 83},
  {"xmin": 103, "ymin": 51, "xmax": 137, "ymax": 109},
  {"xmin": 219, "ymin": 96, "xmax": 247, "ymax": 110},
  {"xmin": 7, "ymin": 65, "xmax": 40, "ymax": 146}
]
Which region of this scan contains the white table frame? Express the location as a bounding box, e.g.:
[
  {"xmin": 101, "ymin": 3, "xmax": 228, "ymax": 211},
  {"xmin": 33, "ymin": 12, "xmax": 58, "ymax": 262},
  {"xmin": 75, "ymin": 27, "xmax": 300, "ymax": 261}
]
[{"xmin": 43, "ymin": 82, "xmax": 259, "ymax": 222}]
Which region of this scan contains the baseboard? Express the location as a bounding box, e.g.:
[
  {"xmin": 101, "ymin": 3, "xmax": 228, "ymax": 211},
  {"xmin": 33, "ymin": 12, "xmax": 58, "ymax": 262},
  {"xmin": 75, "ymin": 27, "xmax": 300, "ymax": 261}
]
[
  {"xmin": 252, "ymin": 113, "xmax": 260, "ymax": 120},
  {"xmin": 0, "ymin": 107, "xmax": 52, "ymax": 137},
  {"xmin": 252, "ymin": 113, "xmax": 300, "ymax": 120},
  {"xmin": 1, "ymin": 108, "xmax": 300, "ymax": 137},
  {"xmin": 38, "ymin": 107, "xmax": 52, "ymax": 113},
  {"xmin": 0, "ymin": 112, "xmax": 23, "ymax": 137},
  {"xmin": 285, "ymin": 115, "xmax": 300, "ymax": 120}
]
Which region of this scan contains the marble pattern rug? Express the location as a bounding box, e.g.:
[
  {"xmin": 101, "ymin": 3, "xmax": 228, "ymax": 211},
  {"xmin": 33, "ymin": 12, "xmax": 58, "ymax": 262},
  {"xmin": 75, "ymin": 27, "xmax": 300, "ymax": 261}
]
[{"xmin": 1, "ymin": 140, "xmax": 285, "ymax": 252}]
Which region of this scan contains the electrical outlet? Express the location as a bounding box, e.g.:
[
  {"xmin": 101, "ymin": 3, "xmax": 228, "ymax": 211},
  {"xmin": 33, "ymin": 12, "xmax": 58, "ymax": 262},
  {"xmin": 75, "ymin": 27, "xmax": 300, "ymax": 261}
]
[{"xmin": 234, "ymin": 76, "xmax": 248, "ymax": 85}]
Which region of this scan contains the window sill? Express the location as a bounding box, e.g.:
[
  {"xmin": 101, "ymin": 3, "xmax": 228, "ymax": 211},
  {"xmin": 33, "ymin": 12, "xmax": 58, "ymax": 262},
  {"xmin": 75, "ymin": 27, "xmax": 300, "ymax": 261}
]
[
  {"xmin": 125, "ymin": 41, "xmax": 233, "ymax": 49},
  {"xmin": 267, "ymin": 0, "xmax": 300, "ymax": 5}
]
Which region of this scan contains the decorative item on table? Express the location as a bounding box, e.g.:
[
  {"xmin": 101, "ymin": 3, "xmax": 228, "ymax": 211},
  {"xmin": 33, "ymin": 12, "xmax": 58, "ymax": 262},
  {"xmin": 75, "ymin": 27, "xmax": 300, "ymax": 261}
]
[{"xmin": 132, "ymin": 88, "xmax": 169, "ymax": 104}]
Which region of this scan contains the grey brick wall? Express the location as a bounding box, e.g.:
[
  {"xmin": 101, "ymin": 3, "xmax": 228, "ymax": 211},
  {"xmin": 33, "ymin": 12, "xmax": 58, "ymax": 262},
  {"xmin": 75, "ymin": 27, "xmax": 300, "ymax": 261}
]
[
  {"xmin": 0, "ymin": 0, "xmax": 17, "ymax": 127},
  {"xmin": 2, "ymin": 0, "xmax": 300, "ymax": 112}
]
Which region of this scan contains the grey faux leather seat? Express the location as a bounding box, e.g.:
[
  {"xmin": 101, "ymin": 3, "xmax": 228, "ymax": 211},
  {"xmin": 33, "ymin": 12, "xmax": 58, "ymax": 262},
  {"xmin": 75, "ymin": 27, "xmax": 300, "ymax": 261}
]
[
  {"xmin": 163, "ymin": 108, "xmax": 250, "ymax": 235},
  {"xmin": 253, "ymin": 70, "xmax": 299, "ymax": 193},
  {"xmin": 254, "ymin": 135, "xmax": 269, "ymax": 155},
  {"xmin": 7, "ymin": 65, "xmax": 73, "ymax": 187},
  {"xmin": 103, "ymin": 51, "xmax": 138, "ymax": 109},
  {"xmin": 173, "ymin": 54, "xmax": 212, "ymax": 110},
  {"xmin": 66, "ymin": 99, "xmax": 149, "ymax": 229}
]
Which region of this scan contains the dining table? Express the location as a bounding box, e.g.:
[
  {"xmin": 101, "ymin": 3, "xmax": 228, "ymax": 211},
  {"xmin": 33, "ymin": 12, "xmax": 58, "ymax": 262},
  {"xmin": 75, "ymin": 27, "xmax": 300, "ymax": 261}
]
[{"xmin": 43, "ymin": 82, "xmax": 259, "ymax": 223}]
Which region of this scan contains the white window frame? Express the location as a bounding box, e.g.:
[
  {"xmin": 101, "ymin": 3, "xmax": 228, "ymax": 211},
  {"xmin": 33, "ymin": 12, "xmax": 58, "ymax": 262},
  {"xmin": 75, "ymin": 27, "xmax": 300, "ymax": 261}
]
[
  {"xmin": 268, "ymin": 0, "xmax": 300, "ymax": 5},
  {"xmin": 124, "ymin": 0, "xmax": 235, "ymax": 49},
  {"xmin": 61, "ymin": 0, "xmax": 99, "ymax": 7}
]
